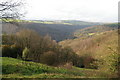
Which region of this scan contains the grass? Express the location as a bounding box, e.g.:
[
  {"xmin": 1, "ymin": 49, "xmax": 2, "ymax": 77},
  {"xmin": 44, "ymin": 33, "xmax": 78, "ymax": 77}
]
[
  {"xmin": 73, "ymin": 67, "xmax": 111, "ymax": 78},
  {"xmin": 1, "ymin": 57, "xmax": 85, "ymax": 78},
  {"xmin": 1, "ymin": 57, "xmax": 114, "ymax": 78},
  {"xmin": 88, "ymin": 33, "xmax": 95, "ymax": 36},
  {"xmin": 2, "ymin": 73, "xmax": 82, "ymax": 78}
]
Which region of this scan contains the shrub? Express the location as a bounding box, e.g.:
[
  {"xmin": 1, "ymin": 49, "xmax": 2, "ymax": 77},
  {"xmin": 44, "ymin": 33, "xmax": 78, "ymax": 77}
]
[
  {"xmin": 108, "ymin": 51, "xmax": 119, "ymax": 73},
  {"xmin": 2, "ymin": 45, "xmax": 12, "ymax": 57},
  {"xmin": 22, "ymin": 47, "xmax": 30, "ymax": 60},
  {"xmin": 40, "ymin": 51, "xmax": 57, "ymax": 65},
  {"xmin": 2, "ymin": 45, "xmax": 22, "ymax": 58}
]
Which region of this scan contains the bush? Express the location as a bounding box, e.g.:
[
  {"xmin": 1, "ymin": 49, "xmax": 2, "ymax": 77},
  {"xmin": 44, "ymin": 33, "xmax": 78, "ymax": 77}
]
[
  {"xmin": 2, "ymin": 45, "xmax": 12, "ymax": 57},
  {"xmin": 40, "ymin": 51, "xmax": 57, "ymax": 65},
  {"xmin": 2, "ymin": 45, "xmax": 22, "ymax": 58},
  {"xmin": 22, "ymin": 47, "xmax": 30, "ymax": 60},
  {"xmin": 108, "ymin": 51, "xmax": 119, "ymax": 73}
]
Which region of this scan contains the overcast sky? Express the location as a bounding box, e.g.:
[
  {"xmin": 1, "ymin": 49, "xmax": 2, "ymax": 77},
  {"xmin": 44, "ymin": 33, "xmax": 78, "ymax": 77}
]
[{"xmin": 24, "ymin": 0, "xmax": 119, "ymax": 22}]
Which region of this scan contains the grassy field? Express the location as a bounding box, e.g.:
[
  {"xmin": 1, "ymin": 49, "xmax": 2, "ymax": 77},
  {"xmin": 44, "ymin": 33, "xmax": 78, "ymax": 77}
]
[
  {"xmin": 1, "ymin": 57, "xmax": 84, "ymax": 78},
  {"xmin": 1, "ymin": 57, "xmax": 112, "ymax": 78}
]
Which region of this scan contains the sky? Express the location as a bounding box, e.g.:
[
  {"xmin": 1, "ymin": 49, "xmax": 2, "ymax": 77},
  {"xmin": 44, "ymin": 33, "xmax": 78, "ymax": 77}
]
[{"xmin": 24, "ymin": 0, "xmax": 119, "ymax": 22}]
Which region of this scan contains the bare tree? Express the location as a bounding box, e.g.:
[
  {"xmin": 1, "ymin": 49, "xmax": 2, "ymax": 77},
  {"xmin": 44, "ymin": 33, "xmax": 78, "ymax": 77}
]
[{"xmin": 0, "ymin": 0, "xmax": 25, "ymax": 23}]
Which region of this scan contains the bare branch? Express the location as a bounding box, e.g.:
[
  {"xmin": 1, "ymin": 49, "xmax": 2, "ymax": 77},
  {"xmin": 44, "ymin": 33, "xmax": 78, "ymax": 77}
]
[
  {"xmin": 0, "ymin": 0, "xmax": 23, "ymax": 18},
  {"xmin": 0, "ymin": 0, "xmax": 25, "ymax": 25}
]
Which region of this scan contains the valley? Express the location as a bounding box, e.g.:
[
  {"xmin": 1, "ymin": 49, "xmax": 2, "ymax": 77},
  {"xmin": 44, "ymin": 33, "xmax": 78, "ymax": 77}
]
[
  {"xmin": 0, "ymin": 0, "xmax": 119, "ymax": 79},
  {"xmin": 1, "ymin": 20, "xmax": 119, "ymax": 78}
]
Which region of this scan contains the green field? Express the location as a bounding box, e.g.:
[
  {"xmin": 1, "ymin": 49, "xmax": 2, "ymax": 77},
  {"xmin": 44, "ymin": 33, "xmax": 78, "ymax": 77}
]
[
  {"xmin": 1, "ymin": 57, "xmax": 112, "ymax": 78},
  {"xmin": 1, "ymin": 57, "xmax": 84, "ymax": 78}
]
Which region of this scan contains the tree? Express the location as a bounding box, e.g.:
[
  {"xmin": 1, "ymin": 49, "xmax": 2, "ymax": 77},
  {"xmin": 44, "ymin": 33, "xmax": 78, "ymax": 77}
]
[
  {"xmin": 3, "ymin": 29, "xmax": 80, "ymax": 67},
  {"xmin": 0, "ymin": 0, "xmax": 24, "ymax": 24},
  {"xmin": 15, "ymin": 29, "xmax": 43, "ymax": 61}
]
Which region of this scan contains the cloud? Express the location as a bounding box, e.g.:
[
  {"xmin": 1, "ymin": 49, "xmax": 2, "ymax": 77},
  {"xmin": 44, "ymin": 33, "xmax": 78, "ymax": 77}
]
[{"xmin": 24, "ymin": 0, "xmax": 119, "ymax": 22}]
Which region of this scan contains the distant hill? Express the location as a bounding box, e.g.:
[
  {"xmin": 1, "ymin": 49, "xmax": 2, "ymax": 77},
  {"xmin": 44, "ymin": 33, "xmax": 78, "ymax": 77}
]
[
  {"xmin": 2, "ymin": 20, "xmax": 101, "ymax": 41},
  {"xmin": 103, "ymin": 23, "xmax": 118, "ymax": 28},
  {"xmin": 74, "ymin": 23, "xmax": 118, "ymax": 38},
  {"xmin": 57, "ymin": 20, "xmax": 101, "ymax": 25},
  {"xmin": 31, "ymin": 20, "xmax": 101, "ymax": 25}
]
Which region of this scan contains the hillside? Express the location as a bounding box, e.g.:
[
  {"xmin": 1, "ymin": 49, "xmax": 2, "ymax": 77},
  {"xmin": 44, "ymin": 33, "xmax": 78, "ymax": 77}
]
[
  {"xmin": 1, "ymin": 20, "xmax": 119, "ymax": 78},
  {"xmin": 57, "ymin": 20, "xmax": 101, "ymax": 25},
  {"xmin": 2, "ymin": 20, "xmax": 100, "ymax": 41},
  {"xmin": 60, "ymin": 29, "xmax": 118, "ymax": 56},
  {"xmin": 74, "ymin": 23, "xmax": 118, "ymax": 38},
  {"xmin": 59, "ymin": 27, "xmax": 118, "ymax": 77},
  {"xmin": 1, "ymin": 57, "xmax": 83, "ymax": 78},
  {"xmin": 2, "ymin": 57, "xmax": 109, "ymax": 78},
  {"xmin": 1, "ymin": 57, "xmax": 114, "ymax": 78},
  {"xmin": 32, "ymin": 20, "xmax": 101, "ymax": 25}
]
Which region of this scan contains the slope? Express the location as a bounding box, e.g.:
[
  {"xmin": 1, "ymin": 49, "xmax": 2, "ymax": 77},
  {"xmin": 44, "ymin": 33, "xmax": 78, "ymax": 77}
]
[
  {"xmin": 59, "ymin": 26, "xmax": 118, "ymax": 77},
  {"xmin": 1, "ymin": 57, "xmax": 113, "ymax": 78},
  {"xmin": 1, "ymin": 57, "xmax": 84, "ymax": 78},
  {"xmin": 2, "ymin": 20, "xmax": 100, "ymax": 41},
  {"xmin": 74, "ymin": 23, "xmax": 118, "ymax": 38}
]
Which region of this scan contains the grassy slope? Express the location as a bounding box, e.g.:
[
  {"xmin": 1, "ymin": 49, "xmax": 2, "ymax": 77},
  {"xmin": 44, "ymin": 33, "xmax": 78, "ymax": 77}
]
[
  {"xmin": 1, "ymin": 57, "xmax": 114, "ymax": 78},
  {"xmin": 1, "ymin": 57, "xmax": 85, "ymax": 78},
  {"xmin": 1, "ymin": 57, "xmax": 110, "ymax": 78}
]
